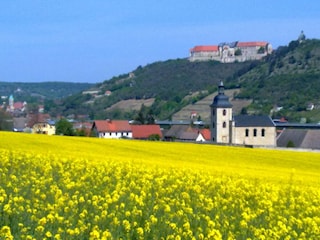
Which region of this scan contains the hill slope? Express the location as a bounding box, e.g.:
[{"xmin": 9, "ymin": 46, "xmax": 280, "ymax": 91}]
[
  {"xmin": 49, "ymin": 38, "xmax": 320, "ymax": 123},
  {"xmin": 56, "ymin": 59, "xmax": 257, "ymax": 119},
  {"xmin": 236, "ymin": 39, "xmax": 320, "ymax": 122},
  {"xmin": 0, "ymin": 82, "xmax": 94, "ymax": 101}
]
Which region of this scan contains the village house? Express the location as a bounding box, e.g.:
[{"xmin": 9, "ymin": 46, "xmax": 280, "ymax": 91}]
[
  {"xmin": 189, "ymin": 41, "xmax": 272, "ymax": 63},
  {"xmin": 164, "ymin": 125, "xmax": 211, "ymax": 142},
  {"xmin": 32, "ymin": 121, "xmax": 56, "ymax": 135},
  {"xmin": 91, "ymin": 120, "xmax": 162, "ymax": 140},
  {"xmin": 210, "ymin": 81, "xmax": 276, "ymax": 147},
  {"xmin": 131, "ymin": 124, "xmax": 162, "ymax": 140},
  {"xmin": 92, "ymin": 120, "xmax": 132, "ymax": 139}
]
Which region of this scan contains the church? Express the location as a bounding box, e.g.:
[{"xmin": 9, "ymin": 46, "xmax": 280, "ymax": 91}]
[{"xmin": 210, "ymin": 82, "xmax": 276, "ymax": 147}]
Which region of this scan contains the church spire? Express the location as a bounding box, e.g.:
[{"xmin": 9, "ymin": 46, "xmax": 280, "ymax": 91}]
[
  {"xmin": 218, "ymin": 81, "xmax": 225, "ymax": 95},
  {"xmin": 211, "ymin": 81, "xmax": 232, "ymax": 108}
]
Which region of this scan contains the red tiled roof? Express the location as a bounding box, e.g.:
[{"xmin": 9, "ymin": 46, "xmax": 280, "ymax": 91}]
[
  {"xmin": 13, "ymin": 102, "xmax": 24, "ymax": 109},
  {"xmin": 237, "ymin": 41, "xmax": 268, "ymax": 47},
  {"xmin": 26, "ymin": 113, "xmax": 51, "ymax": 127},
  {"xmin": 93, "ymin": 120, "xmax": 131, "ymax": 132},
  {"xmin": 131, "ymin": 124, "xmax": 162, "ymax": 139},
  {"xmin": 199, "ymin": 129, "xmax": 211, "ymax": 141},
  {"xmin": 190, "ymin": 45, "xmax": 219, "ymax": 52}
]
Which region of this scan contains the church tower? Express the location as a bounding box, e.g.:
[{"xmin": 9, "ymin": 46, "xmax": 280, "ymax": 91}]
[
  {"xmin": 210, "ymin": 81, "xmax": 233, "ymax": 144},
  {"xmin": 9, "ymin": 94, "xmax": 14, "ymax": 112}
]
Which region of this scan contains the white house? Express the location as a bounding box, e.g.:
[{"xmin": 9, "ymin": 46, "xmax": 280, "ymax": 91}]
[{"xmin": 91, "ymin": 120, "xmax": 132, "ymax": 139}]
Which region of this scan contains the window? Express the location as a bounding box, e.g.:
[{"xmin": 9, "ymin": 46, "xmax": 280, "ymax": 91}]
[
  {"xmin": 223, "ymin": 109, "xmax": 226, "ymax": 116},
  {"xmin": 212, "ymin": 110, "xmax": 215, "ymax": 116},
  {"xmin": 212, "ymin": 122, "xmax": 215, "ymax": 128},
  {"xmin": 223, "ymin": 122, "xmax": 226, "ymax": 128},
  {"xmin": 261, "ymin": 129, "xmax": 265, "ymax": 137},
  {"xmin": 253, "ymin": 129, "xmax": 257, "ymax": 137},
  {"xmin": 245, "ymin": 129, "xmax": 249, "ymax": 137}
]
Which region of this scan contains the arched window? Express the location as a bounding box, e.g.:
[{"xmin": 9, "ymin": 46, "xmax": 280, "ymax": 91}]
[
  {"xmin": 223, "ymin": 121, "xmax": 226, "ymax": 128},
  {"xmin": 253, "ymin": 129, "xmax": 257, "ymax": 137},
  {"xmin": 261, "ymin": 129, "xmax": 265, "ymax": 137},
  {"xmin": 223, "ymin": 109, "xmax": 226, "ymax": 116},
  {"xmin": 245, "ymin": 129, "xmax": 249, "ymax": 137}
]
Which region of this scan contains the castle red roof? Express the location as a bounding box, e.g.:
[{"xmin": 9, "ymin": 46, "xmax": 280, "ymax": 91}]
[{"xmin": 190, "ymin": 45, "xmax": 219, "ymax": 52}]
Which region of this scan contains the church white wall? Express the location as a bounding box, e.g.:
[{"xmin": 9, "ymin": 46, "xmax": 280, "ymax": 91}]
[{"xmin": 232, "ymin": 126, "xmax": 276, "ymax": 147}]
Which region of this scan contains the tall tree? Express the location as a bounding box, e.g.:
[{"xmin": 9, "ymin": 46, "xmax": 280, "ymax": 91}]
[
  {"xmin": 0, "ymin": 110, "xmax": 13, "ymax": 131},
  {"xmin": 55, "ymin": 118, "xmax": 74, "ymax": 136}
]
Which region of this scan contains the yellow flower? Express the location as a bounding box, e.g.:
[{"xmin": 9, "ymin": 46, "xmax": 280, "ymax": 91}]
[
  {"xmin": 136, "ymin": 227, "xmax": 144, "ymax": 236},
  {"xmin": 45, "ymin": 231, "xmax": 52, "ymax": 238},
  {"xmin": 0, "ymin": 226, "xmax": 13, "ymax": 240},
  {"xmin": 54, "ymin": 233, "xmax": 61, "ymax": 240}
]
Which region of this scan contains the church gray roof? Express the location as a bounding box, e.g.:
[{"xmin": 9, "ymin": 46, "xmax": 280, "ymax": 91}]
[
  {"xmin": 210, "ymin": 81, "xmax": 232, "ymax": 108},
  {"xmin": 234, "ymin": 115, "xmax": 275, "ymax": 127}
]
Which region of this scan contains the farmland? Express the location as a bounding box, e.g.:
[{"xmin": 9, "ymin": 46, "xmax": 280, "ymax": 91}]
[{"xmin": 0, "ymin": 132, "xmax": 320, "ymax": 239}]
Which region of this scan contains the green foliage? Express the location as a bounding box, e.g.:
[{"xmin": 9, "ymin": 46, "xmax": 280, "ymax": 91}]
[
  {"xmin": 257, "ymin": 47, "xmax": 265, "ymax": 54},
  {"xmin": 237, "ymin": 39, "xmax": 320, "ymax": 121},
  {"xmin": 235, "ymin": 48, "xmax": 242, "ymax": 56},
  {"xmin": 53, "ymin": 59, "xmax": 254, "ymax": 120},
  {"xmin": 148, "ymin": 134, "xmax": 161, "ymax": 141},
  {"xmin": 134, "ymin": 105, "xmax": 155, "ymax": 124},
  {"xmin": 0, "ymin": 110, "xmax": 13, "ymax": 131},
  {"xmin": 0, "ymin": 82, "xmax": 94, "ymax": 102},
  {"xmin": 55, "ymin": 118, "xmax": 75, "ymax": 136},
  {"xmin": 6, "ymin": 39, "xmax": 320, "ymax": 123},
  {"xmin": 286, "ymin": 140, "xmax": 295, "ymax": 148}
]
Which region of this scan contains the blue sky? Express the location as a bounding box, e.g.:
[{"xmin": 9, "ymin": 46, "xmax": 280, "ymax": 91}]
[{"xmin": 1, "ymin": 1, "xmax": 320, "ymax": 83}]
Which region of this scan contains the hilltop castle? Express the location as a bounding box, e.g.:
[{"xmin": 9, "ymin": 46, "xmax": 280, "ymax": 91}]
[{"xmin": 189, "ymin": 41, "xmax": 272, "ymax": 63}]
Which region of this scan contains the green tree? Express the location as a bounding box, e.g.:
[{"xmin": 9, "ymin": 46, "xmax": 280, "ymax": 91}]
[
  {"xmin": 286, "ymin": 140, "xmax": 295, "ymax": 148},
  {"xmin": 235, "ymin": 48, "xmax": 242, "ymax": 56},
  {"xmin": 55, "ymin": 118, "xmax": 75, "ymax": 136},
  {"xmin": 257, "ymin": 47, "xmax": 265, "ymax": 54},
  {"xmin": 0, "ymin": 110, "xmax": 13, "ymax": 131}
]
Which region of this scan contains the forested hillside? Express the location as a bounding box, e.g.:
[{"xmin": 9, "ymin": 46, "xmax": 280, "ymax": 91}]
[
  {"xmin": 0, "ymin": 82, "xmax": 94, "ymax": 101},
  {"xmin": 54, "ymin": 60, "xmax": 257, "ymax": 120},
  {"xmin": 38, "ymin": 38, "xmax": 320, "ymax": 123},
  {"xmin": 236, "ymin": 39, "xmax": 320, "ymax": 122}
]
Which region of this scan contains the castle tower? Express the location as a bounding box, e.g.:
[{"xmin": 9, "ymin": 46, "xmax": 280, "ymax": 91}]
[
  {"xmin": 298, "ymin": 30, "xmax": 306, "ymax": 43},
  {"xmin": 210, "ymin": 81, "xmax": 233, "ymax": 143}
]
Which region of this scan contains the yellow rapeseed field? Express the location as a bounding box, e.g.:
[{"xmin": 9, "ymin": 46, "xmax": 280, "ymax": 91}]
[{"xmin": 0, "ymin": 131, "xmax": 320, "ymax": 239}]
